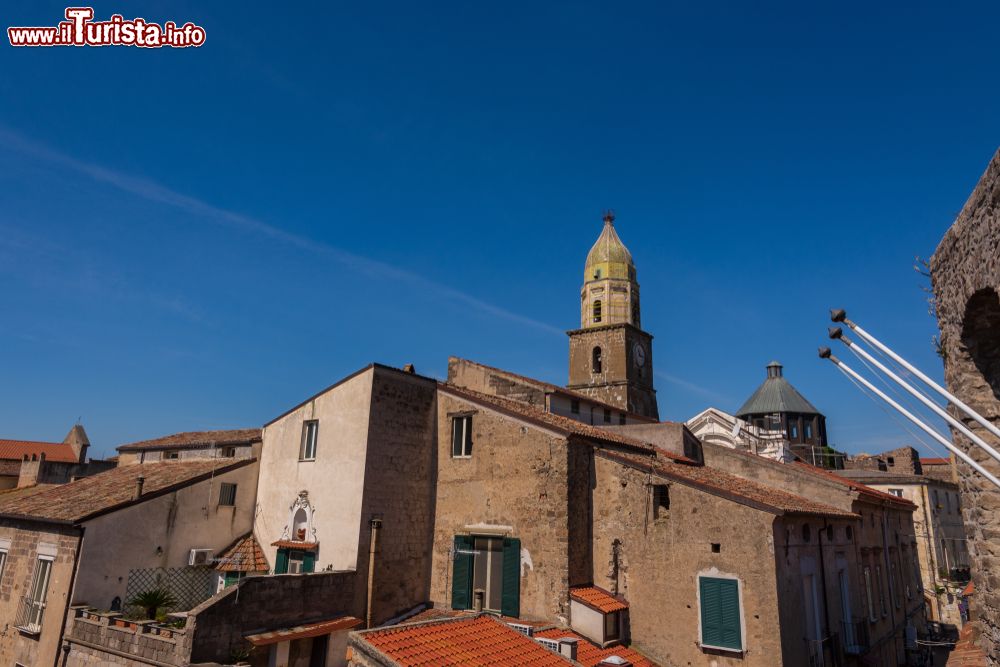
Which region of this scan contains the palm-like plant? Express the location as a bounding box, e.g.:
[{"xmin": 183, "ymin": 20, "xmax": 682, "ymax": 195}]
[{"xmin": 128, "ymin": 588, "xmax": 177, "ymax": 620}]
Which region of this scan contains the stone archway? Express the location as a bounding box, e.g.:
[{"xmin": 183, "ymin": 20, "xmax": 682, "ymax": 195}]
[{"xmin": 960, "ymin": 288, "xmax": 1000, "ymax": 415}]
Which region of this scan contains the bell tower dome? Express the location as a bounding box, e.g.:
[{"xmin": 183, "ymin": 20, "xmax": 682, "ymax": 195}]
[{"xmin": 567, "ymin": 212, "xmax": 658, "ymax": 419}]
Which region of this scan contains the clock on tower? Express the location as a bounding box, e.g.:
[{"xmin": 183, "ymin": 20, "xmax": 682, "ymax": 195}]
[{"xmin": 567, "ymin": 212, "xmax": 658, "ymax": 419}]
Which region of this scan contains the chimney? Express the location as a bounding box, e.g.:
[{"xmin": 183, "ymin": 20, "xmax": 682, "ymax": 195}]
[
  {"xmin": 558, "ymin": 638, "xmax": 579, "ymax": 661},
  {"xmin": 403, "ymin": 363, "xmax": 416, "ymax": 374},
  {"xmin": 17, "ymin": 453, "xmax": 44, "ymax": 488},
  {"xmin": 134, "ymin": 476, "xmax": 145, "ymax": 500}
]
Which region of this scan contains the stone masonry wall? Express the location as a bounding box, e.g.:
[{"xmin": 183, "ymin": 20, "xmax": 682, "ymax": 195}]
[
  {"xmin": 931, "ymin": 147, "xmax": 1000, "ymax": 664},
  {"xmin": 354, "ymin": 368, "xmax": 438, "ymax": 626}
]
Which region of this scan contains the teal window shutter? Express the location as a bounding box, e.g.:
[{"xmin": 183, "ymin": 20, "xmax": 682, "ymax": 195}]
[
  {"xmin": 700, "ymin": 577, "xmax": 742, "ymax": 650},
  {"xmin": 451, "ymin": 536, "xmax": 473, "ymax": 610},
  {"xmin": 500, "ymin": 537, "xmax": 521, "ymax": 618},
  {"xmin": 274, "ymin": 548, "xmax": 289, "ymax": 574},
  {"xmin": 302, "ymin": 551, "xmax": 316, "ymax": 573}
]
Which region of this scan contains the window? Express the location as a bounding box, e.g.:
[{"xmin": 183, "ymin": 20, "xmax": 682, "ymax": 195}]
[
  {"xmin": 0, "ymin": 549, "xmax": 6, "ymax": 583},
  {"xmin": 594, "ymin": 269, "xmax": 602, "ymax": 280},
  {"xmin": 699, "ymin": 576, "xmax": 742, "ymax": 651},
  {"xmin": 804, "ymin": 421, "xmax": 813, "ymax": 439},
  {"xmin": 221, "ymin": 446, "xmax": 236, "ymax": 458},
  {"xmin": 788, "ymin": 421, "xmax": 799, "ymax": 439},
  {"xmin": 593, "ymin": 300, "xmax": 602, "ymax": 323},
  {"xmin": 571, "ymin": 400, "xmax": 580, "ymax": 415},
  {"xmin": 604, "ymin": 610, "xmax": 620, "ymax": 640},
  {"xmin": 300, "ymin": 420, "xmax": 318, "ymax": 461},
  {"xmin": 802, "ymin": 524, "xmax": 811, "ymax": 543},
  {"xmin": 887, "ymin": 456, "xmax": 895, "ymax": 467},
  {"xmin": 619, "ymin": 412, "xmax": 626, "ymax": 425},
  {"xmin": 888, "ymin": 488, "xmax": 904, "ymax": 498},
  {"xmin": 18, "ymin": 556, "xmax": 53, "ymax": 633},
  {"xmin": 863, "ymin": 566, "xmax": 876, "ymax": 622},
  {"xmin": 451, "ymin": 535, "xmax": 520, "ymax": 617},
  {"xmin": 274, "ymin": 548, "xmax": 315, "ymax": 575},
  {"xmin": 219, "ymin": 483, "xmax": 237, "ymax": 507},
  {"xmin": 875, "ymin": 565, "xmax": 887, "ymax": 617},
  {"xmin": 592, "ymin": 347, "xmax": 602, "ymax": 373},
  {"xmin": 451, "ymin": 415, "xmax": 473, "ymax": 458},
  {"xmin": 603, "ymin": 408, "xmax": 611, "ymax": 423},
  {"xmin": 653, "ymin": 485, "xmax": 669, "ymax": 518},
  {"xmin": 164, "ymin": 450, "xmax": 180, "ymax": 460},
  {"xmin": 890, "ymin": 560, "xmax": 900, "ymax": 609}
]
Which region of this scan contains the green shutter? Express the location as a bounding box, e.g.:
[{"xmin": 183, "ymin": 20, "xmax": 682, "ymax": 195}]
[
  {"xmin": 274, "ymin": 548, "xmax": 289, "ymax": 574},
  {"xmin": 500, "ymin": 538, "xmax": 521, "ymax": 618},
  {"xmin": 451, "ymin": 536, "xmax": 473, "ymax": 609},
  {"xmin": 302, "ymin": 550, "xmax": 316, "ymax": 573},
  {"xmin": 224, "ymin": 572, "xmax": 242, "ymax": 588},
  {"xmin": 700, "ymin": 577, "xmax": 742, "ymax": 650}
]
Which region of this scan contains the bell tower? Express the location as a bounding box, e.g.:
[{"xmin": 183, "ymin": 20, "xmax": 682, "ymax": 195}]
[{"xmin": 567, "ymin": 212, "xmax": 658, "ymax": 419}]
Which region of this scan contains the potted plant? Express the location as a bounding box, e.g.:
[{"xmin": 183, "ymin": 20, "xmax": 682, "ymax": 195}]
[{"xmin": 127, "ymin": 588, "xmax": 177, "ymax": 621}]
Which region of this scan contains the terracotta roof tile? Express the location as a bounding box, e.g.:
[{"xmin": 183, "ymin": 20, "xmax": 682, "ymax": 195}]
[
  {"xmin": 534, "ymin": 628, "xmax": 659, "ymax": 667},
  {"xmin": 357, "ymin": 615, "xmax": 571, "ymax": 666},
  {"xmin": 0, "ymin": 439, "xmax": 79, "ymax": 463},
  {"xmin": 570, "ymin": 586, "xmax": 628, "ymax": 613},
  {"xmin": 450, "ymin": 358, "xmax": 659, "ymax": 424},
  {"xmin": 215, "ymin": 533, "xmax": 268, "ymax": 572},
  {"xmin": 440, "ymin": 384, "xmax": 695, "ymax": 462},
  {"xmin": 792, "ymin": 462, "xmax": 917, "ymax": 509},
  {"xmin": 606, "ymin": 450, "xmax": 858, "ymax": 518},
  {"xmin": 0, "ymin": 459, "xmax": 254, "ymax": 523},
  {"xmin": 920, "ymin": 457, "xmax": 951, "ymax": 465},
  {"xmin": 117, "ymin": 428, "xmax": 261, "ymax": 452},
  {"xmin": 247, "ymin": 616, "xmax": 361, "ymax": 646}
]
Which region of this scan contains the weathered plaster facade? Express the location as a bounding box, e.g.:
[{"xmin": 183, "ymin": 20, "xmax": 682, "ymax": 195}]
[{"xmin": 931, "ymin": 147, "xmax": 1000, "ymax": 663}]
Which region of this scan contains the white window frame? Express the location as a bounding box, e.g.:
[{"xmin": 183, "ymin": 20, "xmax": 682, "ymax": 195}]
[
  {"xmin": 300, "ymin": 420, "xmax": 318, "ymax": 461},
  {"xmin": 696, "ymin": 571, "xmax": 746, "ymax": 654},
  {"xmin": 451, "ymin": 415, "xmax": 473, "ymax": 458},
  {"xmin": 21, "ymin": 554, "xmax": 54, "ymax": 633}
]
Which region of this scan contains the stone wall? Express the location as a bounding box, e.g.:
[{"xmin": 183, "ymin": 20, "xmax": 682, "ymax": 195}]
[
  {"xmin": 0, "ymin": 518, "xmax": 81, "ymax": 667},
  {"xmin": 66, "ymin": 607, "xmax": 188, "ymax": 666},
  {"xmin": 931, "ymin": 147, "xmax": 1000, "ymax": 663},
  {"xmin": 353, "ymin": 367, "xmax": 438, "ymax": 625},
  {"xmin": 187, "ymin": 571, "xmax": 358, "ymax": 665}
]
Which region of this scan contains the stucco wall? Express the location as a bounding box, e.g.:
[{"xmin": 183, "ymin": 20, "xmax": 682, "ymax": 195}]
[
  {"xmin": 429, "ymin": 392, "xmax": 573, "ymax": 621},
  {"xmin": 255, "ymin": 368, "xmax": 375, "ymax": 572},
  {"xmin": 0, "ymin": 519, "xmax": 80, "ymax": 667},
  {"xmin": 589, "ymin": 453, "xmax": 784, "ymax": 667},
  {"xmin": 71, "ymin": 461, "xmax": 258, "ymax": 611}
]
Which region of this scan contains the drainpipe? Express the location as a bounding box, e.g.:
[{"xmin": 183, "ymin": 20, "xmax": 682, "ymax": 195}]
[
  {"xmin": 366, "ymin": 517, "xmax": 382, "ymax": 629},
  {"xmin": 817, "ymin": 520, "xmax": 835, "ymax": 666}
]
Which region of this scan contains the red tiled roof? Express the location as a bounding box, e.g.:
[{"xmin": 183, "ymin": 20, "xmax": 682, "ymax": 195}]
[
  {"xmin": 216, "ymin": 533, "xmax": 268, "ymax": 572},
  {"xmin": 792, "ymin": 462, "xmax": 917, "ymax": 510},
  {"xmin": 0, "ymin": 439, "xmax": 79, "ymax": 463},
  {"xmin": 440, "ymin": 384, "xmax": 695, "ymax": 463},
  {"xmin": 271, "ymin": 539, "xmax": 319, "ymax": 550},
  {"xmin": 534, "ymin": 628, "xmax": 658, "ymax": 667},
  {"xmin": 946, "ymin": 623, "xmax": 988, "ymax": 667},
  {"xmin": 247, "ymin": 616, "xmax": 362, "ymax": 646},
  {"xmin": 606, "ymin": 449, "xmax": 858, "ymax": 518},
  {"xmin": 570, "ymin": 586, "xmax": 628, "ymax": 613},
  {"xmin": 0, "ymin": 459, "xmax": 254, "ymax": 523},
  {"xmin": 921, "ymin": 457, "xmax": 951, "ymax": 465},
  {"xmin": 450, "ymin": 358, "xmax": 659, "ymax": 424},
  {"xmin": 357, "ymin": 615, "xmax": 571, "ymax": 666},
  {"xmin": 117, "ymin": 428, "xmax": 261, "ymax": 452}
]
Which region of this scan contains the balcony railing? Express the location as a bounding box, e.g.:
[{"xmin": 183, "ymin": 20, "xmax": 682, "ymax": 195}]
[
  {"xmin": 840, "ymin": 617, "xmax": 870, "ymax": 655},
  {"xmin": 14, "ymin": 595, "xmax": 45, "ymax": 634}
]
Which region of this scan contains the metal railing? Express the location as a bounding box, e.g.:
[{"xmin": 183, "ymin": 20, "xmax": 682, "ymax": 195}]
[
  {"xmin": 840, "ymin": 617, "xmax": 870, "ymax": 655},
  {"xmin": 14, "ymin": 594, "xmax": 45, "ymax": 634}
]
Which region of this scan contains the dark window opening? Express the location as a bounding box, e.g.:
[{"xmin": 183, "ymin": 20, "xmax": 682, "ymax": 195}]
[
  {"xmin": 603, "ymin": 408, "xmax": 611, "ymax": 423},
  {"xmin": 711, "ymin": 543, "xmax": 721, "ymax": 553},
  {"xmin": 571, "ymin": 399, "xmax": 580, "ymax": 415},
  {"xmin": 619, "ymin": 412, "xmax": 626, "ymax": 425},
  {"xmin": 592, "ymin": 347, "xmax": 603, "ymax": 374},
  {"xmin": 653, "ymin": 484, "xmax": 669, "ymax": 518},
  {"xmin": 802, "ymin": 524, "xmax": 812, "ymax": 542},
  {"xmin": 593, "ymin": 300, "xmax": 603, "ymax": 323},
  {"xmin": 300, "ymin": 420, "xmax": 318, "ymax": 461},
  {"xmin": 219, "ymin": 483, "xmax": 237, "ymax": 507}
]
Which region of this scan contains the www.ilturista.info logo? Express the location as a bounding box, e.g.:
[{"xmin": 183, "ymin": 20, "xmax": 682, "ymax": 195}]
[{"xmin": 8, "ymin": 8, "xmax": 206, "ymax": 48}]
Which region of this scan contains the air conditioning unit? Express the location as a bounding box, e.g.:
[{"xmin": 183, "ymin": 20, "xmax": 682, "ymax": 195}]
[{"xmin": 188, "ymin": 549, "xmax": 214, "ymax": 566}]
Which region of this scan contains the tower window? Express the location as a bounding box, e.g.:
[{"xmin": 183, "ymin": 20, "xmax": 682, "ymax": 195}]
[
  {"xmin": 592, "ymin": 347, "xmax": 602, "ymax": 373},
  {"xmin": 594, "ymin": 269, "xmax": 602, "ymax": 280},
  {"xmin": 632, "ymin": 303, "xmax": 640, "ymax": 326},
  {"xmin": 593, "ymin": 300, "xmax": 602, "ymax": 323}
]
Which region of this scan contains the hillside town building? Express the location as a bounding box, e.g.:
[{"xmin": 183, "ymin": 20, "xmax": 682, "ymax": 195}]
[{"xmin": 0, "ymin": 212, "xmax": 944, "ymax": 667}]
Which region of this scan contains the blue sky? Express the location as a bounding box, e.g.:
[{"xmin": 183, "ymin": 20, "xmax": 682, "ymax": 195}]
[{"xmin": 2, "ymin": 1, "xmax": 997, "ymax": 458}]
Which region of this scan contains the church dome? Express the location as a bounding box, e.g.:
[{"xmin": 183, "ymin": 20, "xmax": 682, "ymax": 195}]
[{"xmin": 584, "ymin": 212, "xmax": 635, "ymax": 281}]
